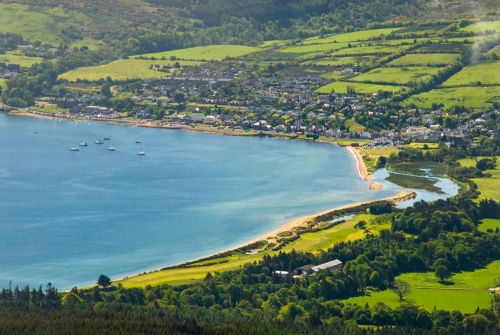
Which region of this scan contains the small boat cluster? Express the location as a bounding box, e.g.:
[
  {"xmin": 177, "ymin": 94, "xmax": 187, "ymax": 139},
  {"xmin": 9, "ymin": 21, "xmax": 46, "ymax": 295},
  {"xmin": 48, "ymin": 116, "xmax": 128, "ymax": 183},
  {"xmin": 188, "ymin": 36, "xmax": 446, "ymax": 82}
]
[{"xmin": 70, "ymin": 137, "xmax": 146, "ymax": 155}]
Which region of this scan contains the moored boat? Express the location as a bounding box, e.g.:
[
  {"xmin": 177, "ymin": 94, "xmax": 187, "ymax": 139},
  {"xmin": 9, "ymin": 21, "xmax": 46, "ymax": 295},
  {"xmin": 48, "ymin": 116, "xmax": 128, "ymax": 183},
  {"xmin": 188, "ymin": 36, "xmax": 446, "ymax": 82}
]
[{"xmin": 108, "ymin": 147, "xmax": 117, "ymax": 151}]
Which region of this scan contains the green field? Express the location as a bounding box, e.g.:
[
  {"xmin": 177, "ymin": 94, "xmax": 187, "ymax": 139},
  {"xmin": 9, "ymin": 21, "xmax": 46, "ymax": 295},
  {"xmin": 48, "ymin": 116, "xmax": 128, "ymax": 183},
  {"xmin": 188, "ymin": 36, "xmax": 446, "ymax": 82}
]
[
  {"xmin": 0, "ymin": 52, "xmax": 44, "ymax": 67},
  {"xmin": 316, "ymin": 82, "xmax": 405, "ymax": 94},
  {"xmin": 280, "ymin": 43, "xmax": 347, "ymax": 54},
  {"xmin": 398, "ymin": 261, "xmax": 500, "ymax": 289},
  {"xmin": 330, "ymin": 44, "xmax": 412, "ymax": 56},
  {"xmin": 353, "ymin": 67, "xmax": 441, "ymax": 85},
  {"xmin": 458, "ymin": 157, "xmax": 500, "ymax": 201},
  {"xmin": 441, "ymin": 60, "xmax": 500, "ymax": 86},
  {"xmin": 388, "ymin": 53, "xmax": 460, "ymax": 67},
  {"xmin": 461, "ymin": 20, "xmax": 500, "ymax": 33},
  {"xmin": 415, "ymin": 43, "xmax": 469, "ymax": 53},
  {"xmin": 485, "ymin": 45, "xmax": 500, "ymax": 58},
  {"xmin": 344, "ymin": 287, "xmax": 490, "ymax": 313},
  {"xmin": 0, "ymin": 3, "xmax": 95, "ymax": 45},
  {"xmin": 404, "ymin": 86, "xmax": 500, "ymax": 109},
  {"xmin": 305, "ymin": 55, "xmax": 376, "ymax": 67},
  {"xmin": 404, "ymin": 142, "xmax": 440, "ymax": 150},
  {"xmin": 302, "ymin": 28, "xmax": 398, "ymax": 45},
  {"xmin": 478, "ymin": 219, "xmax": 500, "ymax": 232},
  {"xmin": 0, "ymin": 78, "xmax": 6, "ymax": 88},
  {"xmin": 137, "ymin": 45, "xmax": 261, "ymax": 61},
  {"xmin": 386, "ymin": 173, "xmax": 441, "ymax": 193},
  {"xmin": 59, "ymin": 59, "xmax": 202, "ymax": 81},
  {"xmin": 344, "ymin": 261, "xmax": 500, "ymax": 313}
]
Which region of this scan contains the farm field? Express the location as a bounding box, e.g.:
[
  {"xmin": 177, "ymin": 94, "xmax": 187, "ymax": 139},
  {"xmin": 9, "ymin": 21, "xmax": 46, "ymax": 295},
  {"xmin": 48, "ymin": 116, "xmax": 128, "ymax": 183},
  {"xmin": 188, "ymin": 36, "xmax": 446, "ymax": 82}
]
[
  {"xmin": 441, "ymin": 60, "xmax": 500, "ymax": 86},
  {"xmin": 397, "ymin": 261, "xmax": 500, "ymax": 289},
  {"xmin": 478, "ymin": 219, "xmax": 500, "ymax": 232},
  {"xmin": 0, "ymin": 3, "xmax": 95, "ymax": 45},
  {"xmin": 330, "ymin": 44, "xmax": 413, "ymax": 56},
  {"xmin": 404, "ymin": 86, "xmax": 500, "ymax": 109},
  {"xmin": 280, "ymin": 42, "xmax": 348, "ymax": 54},
  {"xmin": 415, "ymin": 42, "xmax": 469, "ymax": 53},
  {"xmin": 485, "ymin": 45, "xmax": 500, "ymax": 58},
  {"xmin": 461, "ymin": 20, "xmax": 500, "ymax": 33},
  {"xmin": 282, "ymin": 214, "xmax": 389, "ymax": 253},
  {"xmin": 137, "ymin": 45, "xmax": 261, "ymax": 61},
  {"xmin": 59, "ymin": 59, "xmax": 200, "ymax": 81},
  {"xmin": 0, "ymin": 52, "xmax": 44, "ymax": 67},
  {"xmin": 388, "ymin": 53, "xmax": 460, "ymax": 66},
  {"xmin": 459, "ymin": 157, "xmax": 500, "ymax": 201},
  {"xmin": 304, "ymin": 55, "xmax": 376, "ymax": 67},
  {"xmin": 344, "ymin": 287, "xmax": 490, "ymax": 313},
  {"xmin": 0, "ymin": 78, "xmax": 6, "ymax": 88},
  {"xmin": 302, "ymin": 28, "xmax": 398, "ymax": 45},
  {"xmin": 316, "ymin": 81, "xmax": 405, "ymax": 94},
  {"xmin": 352, "ymin": 67, "xmax": 441, "ymax": 85}
]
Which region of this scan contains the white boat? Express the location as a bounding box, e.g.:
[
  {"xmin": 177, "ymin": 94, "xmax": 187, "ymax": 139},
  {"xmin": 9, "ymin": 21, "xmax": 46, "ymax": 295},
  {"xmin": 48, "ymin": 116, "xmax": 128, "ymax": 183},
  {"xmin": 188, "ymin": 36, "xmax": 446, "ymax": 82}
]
[
  {"xmin": 107, "ymin": 147, "xmax": 117, "ymax": 151},
  {"xmin": 70, "ymin": 147, "xmax": 80, "ymax": 151},
  {"xmin": 95, "ymin": 140, "xmax": 103, "ymax": 144},
  {"xmin": 79, "ymin": 142, "xmax": 88, "ymax": 147},
  {"xmin": 137, "ymin": 151, "xmax": 146, "ymax": 156}
]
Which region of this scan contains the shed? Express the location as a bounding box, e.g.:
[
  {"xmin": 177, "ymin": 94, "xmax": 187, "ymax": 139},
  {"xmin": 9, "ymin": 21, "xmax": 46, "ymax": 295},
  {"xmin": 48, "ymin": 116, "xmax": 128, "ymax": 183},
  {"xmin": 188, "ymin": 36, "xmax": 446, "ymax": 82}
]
[{"xmin": 311, "ymin": 259, "xmax": 343, "ymax": 273}]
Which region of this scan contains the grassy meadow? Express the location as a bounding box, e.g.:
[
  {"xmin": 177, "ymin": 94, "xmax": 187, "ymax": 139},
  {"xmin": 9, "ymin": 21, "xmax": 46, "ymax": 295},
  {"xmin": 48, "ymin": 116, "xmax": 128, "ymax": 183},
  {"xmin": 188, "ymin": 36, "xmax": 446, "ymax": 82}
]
[
  {"xmin": 353, "ymin": 67, "xmax": 441, "ymax": 85},
  {"xmin": 59, "ymin": 59, "xmax": 204, "ymax": 81},
  {"xmin": 305, "ymin": 55, "xmax": 376, "ymax": 67},
  {"xmin": 0, "ymin": 3, "xmax": 95, "ymax": 45},
  {"xmin": 478, "ymin": 218, "xmax": 500, "ymax": 232},
  {"xmin": 461, "ymin": 20, "xmax": 500, "ymax": 33},
  {"xmin": 0, "ymin": 52, "xmax": 44, "ymax": 67},
  {"xmin": 280, "ymin": 43, "xmax": 348, "ymax": 55},
  {"xmin": 388, "ymin": 53, "xmax": 460, "ymax": 66},
  {"xmin": 302, "ymin": 28, "xmax": 398, "ymax": 45},
  {"xmin": 404, "ymin": 86, "xmax": 500, "ymax": 110},
  {"xmin": 137, "ymin": 45, "xmax": 261, "ymax": 61},
  {"xmin": 344, "ymin": 260, "xmax": 500, "ymax": 313},
  {"xmin": 316, "ymin": 81, "xmax": 405, "ymax": 94},
  {"xmin": 459, "ymin": 157, "xmax": 500, "ymax": 201},
  {"xmin": 441, "ymin": 60, "xmax": 500, "ymax": 86},
  {"xmin": 330, "ymin": 44, "xmax": 413, "ymax": 56},
  {"xmin": 0, "ymin": 78, "xmax": 6, "ymax": 88},
  {"xmin": 344, "ymin": 287, "xmax": 491, "ymax": 313}
]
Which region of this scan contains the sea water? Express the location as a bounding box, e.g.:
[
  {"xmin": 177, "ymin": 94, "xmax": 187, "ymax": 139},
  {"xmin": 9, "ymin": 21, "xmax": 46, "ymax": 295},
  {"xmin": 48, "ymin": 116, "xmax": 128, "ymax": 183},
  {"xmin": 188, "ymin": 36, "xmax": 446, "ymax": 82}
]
[{"xmin": 0, "ymin": 114, "xmax": 456, "ymax": 289}]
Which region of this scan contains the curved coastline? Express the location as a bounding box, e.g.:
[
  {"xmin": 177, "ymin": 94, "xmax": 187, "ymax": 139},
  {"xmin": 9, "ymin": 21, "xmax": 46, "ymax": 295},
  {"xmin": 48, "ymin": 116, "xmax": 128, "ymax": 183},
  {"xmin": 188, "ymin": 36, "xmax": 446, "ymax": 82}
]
[{"xmin": 8, "ymin": 109, "xmax": 413, "ymax": 285}]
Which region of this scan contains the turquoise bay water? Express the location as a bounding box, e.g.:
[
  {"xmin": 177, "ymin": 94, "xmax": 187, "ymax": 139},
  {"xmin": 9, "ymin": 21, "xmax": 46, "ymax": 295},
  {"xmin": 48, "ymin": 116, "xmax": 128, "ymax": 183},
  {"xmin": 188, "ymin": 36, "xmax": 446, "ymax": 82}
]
[{"xmin": 0, "ymin": 114, "xmax": 456, "ymax": 290}]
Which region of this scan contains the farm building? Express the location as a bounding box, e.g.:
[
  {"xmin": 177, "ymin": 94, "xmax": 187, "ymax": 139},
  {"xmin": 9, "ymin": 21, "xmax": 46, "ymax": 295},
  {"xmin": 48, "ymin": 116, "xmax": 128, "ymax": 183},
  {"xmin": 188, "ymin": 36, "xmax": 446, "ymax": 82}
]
[{"xmin": 311, "ymin": 259, "xmax": 343, "ymax": 273}]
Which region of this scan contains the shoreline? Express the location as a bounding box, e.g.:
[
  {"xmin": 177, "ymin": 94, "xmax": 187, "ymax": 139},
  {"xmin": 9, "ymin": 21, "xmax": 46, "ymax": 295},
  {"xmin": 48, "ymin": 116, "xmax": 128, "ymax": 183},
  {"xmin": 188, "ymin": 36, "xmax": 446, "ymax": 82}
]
[
  {"xmin": 223, "ymin": 189, "xmax": 416, "ymax": 254},
  {"xmin": 7, "ymin": 109, "xmax": 415, "ymax": 284}
]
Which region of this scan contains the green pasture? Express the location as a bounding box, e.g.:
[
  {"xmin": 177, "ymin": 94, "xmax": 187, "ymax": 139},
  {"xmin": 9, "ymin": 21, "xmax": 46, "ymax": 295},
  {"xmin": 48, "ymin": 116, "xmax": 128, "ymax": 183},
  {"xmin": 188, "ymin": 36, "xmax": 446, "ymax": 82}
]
[
  {"xmin": 404, "ymin": 142, "xmax": 440, "ymax": 150},
  {"xmin": 363, "ymin": 147, "xmax": 399, "ymax": 157},
  {"xmin": 415, "ymin": 42, "xmax": 469, "ymax": 53},
  {"xmin": 398, "ymin": 261, "xmax": 500, "ymax": 289},
  {"xmin": 478, "ymin": 219, "xmax": 500, "ymax": 232},
  {"xmin": 353, "ymin": 67, "xmax": 441, "ymax": 85},
  {"xmin": 302, "ymin": 28, "xmax": 398, "ymax": 45},
  {"xmin": 283, "ymin": 214, "xmax": 389, "ymax": 253},
  {"xmin": 458, "ymin": 157, "xmax": 500, "ymax": 201},
  {"xmin": 0, "ymin": 3, "xmax": 94, "ymax": 45},
  {"xmin": 334, "ymin": 139, "xmax": 371, "ymax": 147},
  {"xmin": 472, "ymin": 164, "xmax": 500, "ymax": 201},
  {"xmin": 330, "ymin": 44, "xmax": 413, "ymax": 56},
  {"xmin": 0, "ymin": 52, "xmax": 44, "ymax": 67},
  {"xmin": 304, "ymin": 55, "xmax": 376, "ymax": 67},
  {"xmin": 485, "ymin": 45, "xmax": 500, "ymax": 58},
  {"xmin": 394, "ymin": 25, "xmax": 448, "ymax": 34},
  {"xmin": 0, "ymin": 78, "xmax": 6, "ymax": 88},
  {"xmin": 344, "ymin": 288, "xmax": 490, "ymax": 313},
  {"xmin": 388, "ymin": 53, "xmax": 460, "ymax": 67},
  {"xmin": 404, "ymin": 86, "xmax": 500, "ymax": 110},
  {"xmin": 316, "ymin": 82, "xmax": 405, "ymax": 94},
  {"xmin": 461, "ymin": 20, "xmax": 500, "ymax": 33},
  {"xmin": 280, "ymin": 43, "xmax": 347, "ymax": 54},
  {"xmin": 345, "ymin": 118, "xmax": 365, "ymax": 132},
  {"xmin": 441, "ymin": 60, "xmax": 500, "ymax": 86},
  {"xmin": 58, "ymin": 59, "xmax": 202, "ymax": 81},
  {"xmin": 136, "ymin": 45, "xmax": 260, "ymax": 61},
  {"xmin": 30, "ymin": 105, "xmax": 68, "ymax": 115},
  {"xmin": 259, "ymin": 39, "xmax": 292, "ymax": 48}
]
